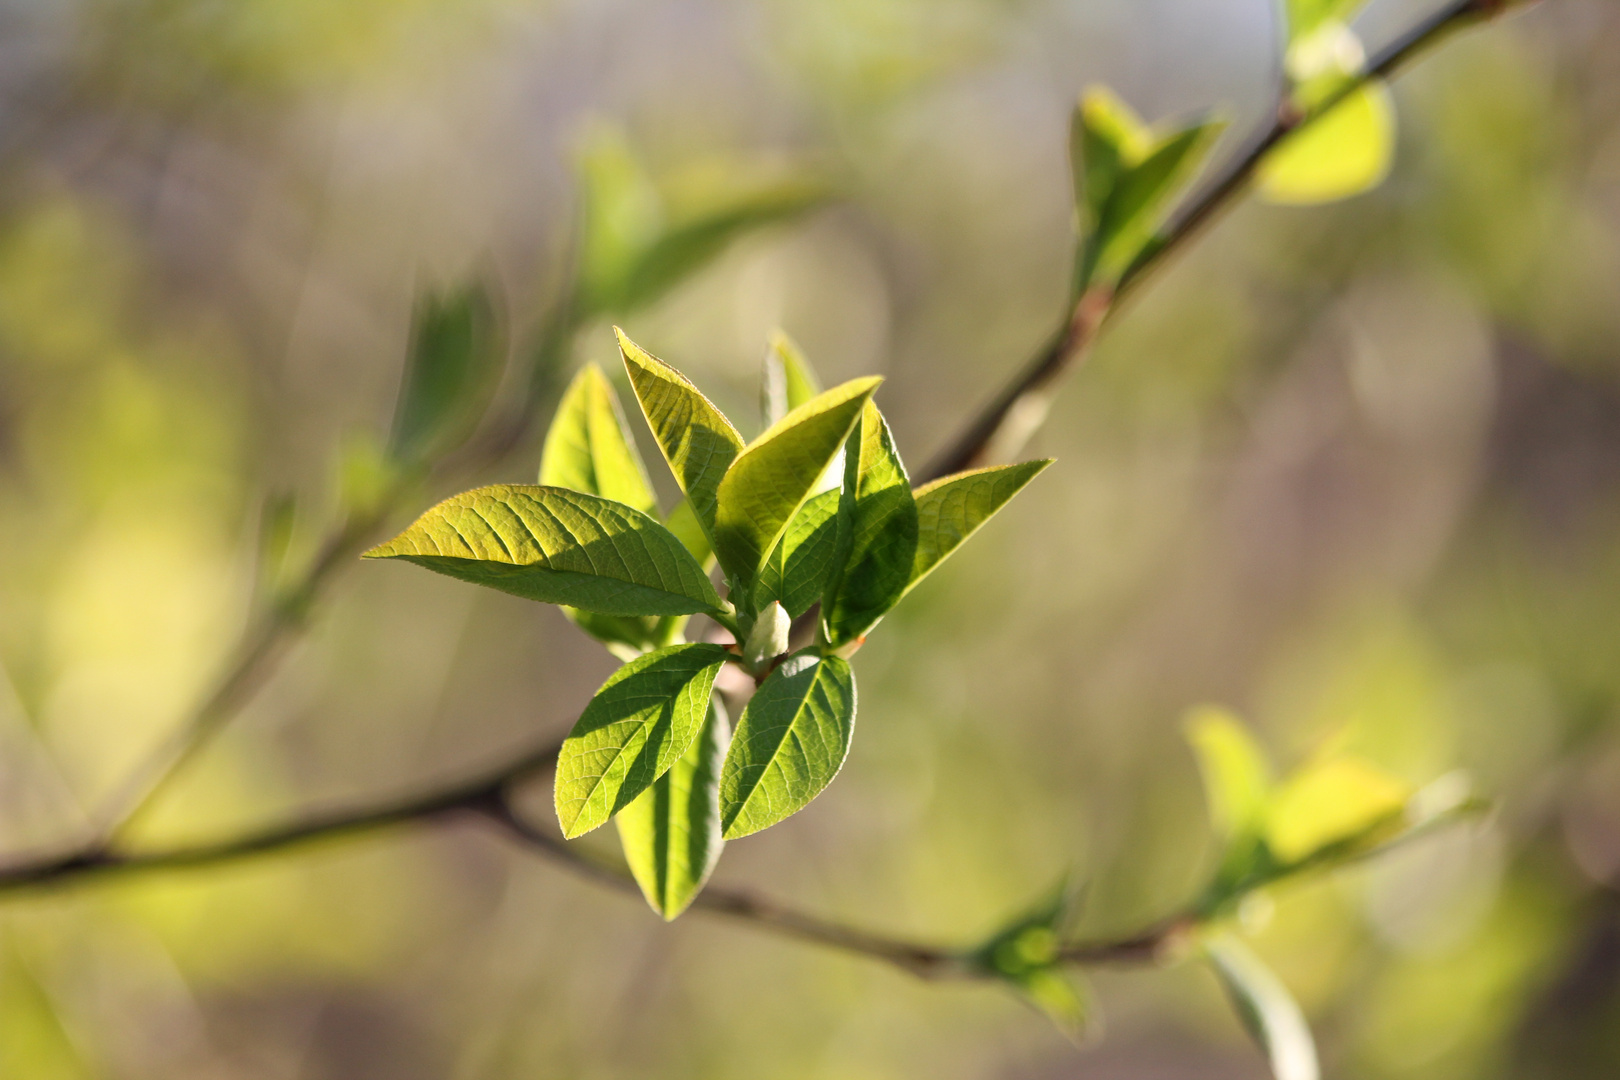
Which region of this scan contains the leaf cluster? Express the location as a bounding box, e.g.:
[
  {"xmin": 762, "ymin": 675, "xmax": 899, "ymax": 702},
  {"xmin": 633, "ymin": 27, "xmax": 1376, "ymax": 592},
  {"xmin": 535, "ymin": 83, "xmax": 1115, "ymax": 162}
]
[{"xmin": 367, "ymin": 330, "xmax": 1049, "ymax": 917}]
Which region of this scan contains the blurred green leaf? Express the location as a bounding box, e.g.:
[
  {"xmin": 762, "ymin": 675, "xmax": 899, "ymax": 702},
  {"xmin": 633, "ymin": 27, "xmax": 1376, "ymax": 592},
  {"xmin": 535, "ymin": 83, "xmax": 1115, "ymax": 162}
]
[
  {"xmin": 1258, "ymin": 83, "xmax": 1394, "ymax": 205},
  {"xmin": 362, "ymin": 485, "xmax": 723, "ymax": 617},
  {"xmin": 617, "ymin": 697, "xmax": 730, "ymax": 919},
  {"xmin": 1071, "ymin": 88, "xmax": 1223, "ymax": 291},
  {"xmin": 973, "ymin": 879, "xmax": 1092, "ymax": 1039},
  {"xmin": 719, "ymin": 651, "xmax": 855, "ymax": 838},
  {"xmin": 761, "ymin": 329, "xmax": 824, "ymax": 427},
  {"xmin": 713, "ymin": 377, "xmax": 880, "ymax": 586},
  {"xmin": 1264, "ymin": 755, "xmax": 1410, "ymax": 864},
  {"xmin": 617, "ymin": 329, "xmax": 744, "ymax": 539},
  {"xmin": 754, "ymin": 488, "xmax": 842, "ymax": 618},
  {"xmin": 540, "ymin": 363, "xmax": 657, "ymax": 514},
  {"xmin": 1206, "ymin": 932, "xmax": 1320, "ymax": 1080},
  {"xmin": 1283, "ymin": 0, "xmax": 1368, "ymax": 44},
  {"xmin": 824, "ymin": 400, "xmax": 917, "ymax": 646},
  {"xmin": 554, "ymin": 642, "xmax": 728, "ymax": 838},
  {"xmin": 662, "ymin": 497, "xmax": 713, "ymax": 567},
  {"xmin": 905, "ymin": 460, "xmax": 1052, "ymax": 597},
  {"xmin": 1186, "ymin": 706, "xmax": 1274, "ymax": 843},
  {"xmin": 575, "ymin": 128, "xmax": 829, "ymax": 318},
  {"xmin": 388, "ymin": 281, "xmax": 502, "ymax": 465}
]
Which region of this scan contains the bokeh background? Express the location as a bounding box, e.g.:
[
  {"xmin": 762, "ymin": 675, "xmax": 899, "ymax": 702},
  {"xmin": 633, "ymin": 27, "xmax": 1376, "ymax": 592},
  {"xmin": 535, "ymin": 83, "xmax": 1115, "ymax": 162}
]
[{"xmin": 0, "ymin": 0, "xmax": 1618, "ymax": 1076}]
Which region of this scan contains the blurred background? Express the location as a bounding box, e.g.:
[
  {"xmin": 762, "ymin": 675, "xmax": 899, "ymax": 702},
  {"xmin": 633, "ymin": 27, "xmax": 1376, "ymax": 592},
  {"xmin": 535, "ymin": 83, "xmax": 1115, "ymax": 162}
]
[{"xmin": 0, "ymin": 0, "xmax": 1617, "ymax": 1076}]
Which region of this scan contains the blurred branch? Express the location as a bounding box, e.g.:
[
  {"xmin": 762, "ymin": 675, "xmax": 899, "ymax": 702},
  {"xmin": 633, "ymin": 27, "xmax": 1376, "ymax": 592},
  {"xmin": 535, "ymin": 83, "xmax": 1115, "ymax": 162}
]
[{"xmin": 920, "ymin": 0, "xmax": 1512, "ymax": 482}]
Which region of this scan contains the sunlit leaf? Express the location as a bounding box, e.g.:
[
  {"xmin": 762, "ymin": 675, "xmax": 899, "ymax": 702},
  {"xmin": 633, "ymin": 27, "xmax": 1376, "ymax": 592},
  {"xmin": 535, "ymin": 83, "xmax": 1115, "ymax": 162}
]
[
  {"xmin": 1186, "ymin": 706, "xmax": 1273, "ymax": 842},
  {"xmin": 554, "ymin": 642, "xmax": 729, "ymax": 838},
  {"xmin": 1284, "ymin": 0, "xmax": 1368, "ymax": 43},
  {"xmin": 389, "ymin": 281, "xmax": 502, "ymax": 465},
  {"xmin": 1257, "ymin": 83, "xmax": 1395, "ymax": 205},
  {"xmin": 1206, "ymin": 933, "xmax": 1320, "ymax": 1080},
  {"xmin": 540, "ymin": 363, "xmax": 657, "ymax": 514},
  {"xmin": 1264, "ymin": 755, "xmax": 1410, "ymax": 865},
  {"xmin": 719, "ymin": 651, "xmax": 855, "ymax": 838},
  {"xmin": 712, "ymin": 377, "xmax": 881, "ymax": 585},
  {"xmin": 617, "ymin": 329, "xmax": 744, "ymax": 538},
  {"xmin": 617, "ymin": 697, "xmax": 730, "ymax": 919},
  {"xmin": 363, "ymin": 485, "xmax": 723, "ymax": 617},
  {"xmin": 823, "ymin": 400, "xmax": 917, "ymax": 646},
  {"xmin": 761, "ymin": 329, "xmax": 824, "ymax": 426},
  {"xmin": 662, "ymin": 496, "xmax": 712, "ymax": 567},
  {"xmin": 905, "ymin": 460, "xmax": 1051, "ymax": 596},
  {"xmin": 754, "ymin": 488, "xmax": 842, "ymax": 618}
]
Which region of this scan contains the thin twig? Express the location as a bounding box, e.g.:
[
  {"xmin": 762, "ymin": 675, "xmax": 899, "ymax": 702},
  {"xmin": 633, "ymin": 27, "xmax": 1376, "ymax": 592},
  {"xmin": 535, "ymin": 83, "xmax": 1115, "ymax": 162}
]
[{"xmin": 921, "ymin": 0, "xmax": 1504, "ymax": 481}]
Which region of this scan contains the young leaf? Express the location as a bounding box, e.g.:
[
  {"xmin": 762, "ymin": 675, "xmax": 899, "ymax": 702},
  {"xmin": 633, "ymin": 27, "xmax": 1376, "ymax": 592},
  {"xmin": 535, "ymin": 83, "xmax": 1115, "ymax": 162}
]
[
  {"xmin": 1257, "ymin": 83, "xmax": 1394, "ymax": 205},
  {"xmin": 761, "ymin": 330, "xmax": 823, "ymax": 427},
  {"xmin": 1070, "ymin": 88, "xmax": 1223, "ymax": 291},
  {"xmin": 617, "ymin": 697, "xmax": 730, "ymax": 919},
  {"xmin": 823, "ymin": 400, "xmax": 918, "ymax": 646},
  {"xmin": 616, "ymin": 329, "xmax": 744, "ymax": 537},
  {"xmin": 661, "ymin": 497, "xmax": 713, "ymax": 567},
  {"xmin": 713, "ymin": 377, "xmax": 881, "ymax": 584},
  {"xmin": 1186, "ymin": 706, "xmax": 1274, "ymax": 843},
  {"xmin": 754, "ymin": 488, "xmax": 842, "ymax": 618},
  {"xmin": 554, "ymin": 643, "xmax": 729, "ymax": 838},
  {"xmin": 363, "ymin": 485, "xmax": 723, "ymax": 617},
  {"xmin": 575, "ymin": 127, "xmax": 664, "ymax": 319},
  {"xmin": 1284, "ymin": 0, "xmax": 1367, "ymax": 43},
  {"xmin": 1264, "ymin": 755, "xmax": 1410, "ymax": 865},
  {"xmin": 539, "ymin": 364, "xmax": 657, "ymax": 514},
  {"xmin": 389, "ymin": 282, "xmax": 502, "ymax": 465},
  {"xmin": 719, "ymin": 651, "xmax": 856, "ymax": 839},
  {"xmin": 1205, "ymin": 933, "xmax": 1320, "ymax": 1080},
  {"xmin": 905, "ymin": 460, "xmax": 1052, "ymax": 597},
  {"xmin": 973, "ymin": 879, "xmax": 1093, "ymax": 1039}
]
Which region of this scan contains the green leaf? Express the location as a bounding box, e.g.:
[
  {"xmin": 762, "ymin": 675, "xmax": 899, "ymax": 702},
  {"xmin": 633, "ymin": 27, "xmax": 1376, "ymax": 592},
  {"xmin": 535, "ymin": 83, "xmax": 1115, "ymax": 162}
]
[
  {"xmin": 713, "ymin": 377, "xmax": 881, "ymax": 585},
  {"xmin": 823, "ymin": 400, "xmax": 917, "ymax": 646},
  {"xmin": 388, "ymin": 281, "xmax": 502, "ymax": 465},
  {"xmin": 1257, "ymin": 83, "xmax": 1394, "ymax": 205},
  {"xmin": 761, "ymin": 329, "xmax": 824, "ymax": 427},
  {"xmin": 1264, "ymin": 755, "xmax": 1410, "ymax": 865},
  {"xmin": 974, "ymin": 879, "xmax": 1092, "ymax": 1039},
  {"xmin": 905, "ymin": 460, "xmax": 1052, "ymax": 597},
  {"xmin": 613, "ymin": 182, "xmax": 829, "ymax": 317},
  {"xmin": 554, "ymin": 643, "xmax": 729, "ymax": 838},
  {"xmin": 1205, "ymin": 933, "xmax": 1320, "ymax": 1080},
  {"xmin": 576, "ymin": 127, "xmax": 664, "ymax": 319},
  {"xmin": 540, "ymin": 364, "xmax": 657, "ymax": 514},
  {"xmin": 719, "ymin": 651, "xmax": 856, "ymax": 839},
  {"xmin": 754, "ymin": 488, "xmax": 842, "ymax": 618},
  {"xmin": 617, "ymin": 329, "xmax": 744, "ymax": 538},
  {"xmin": 363, "ymin": 485, "xmax": 723, "ymax": 617},
  {"xmin": 1186, "ymin": 707, "xmax": 1274, "ymax": 843},
  {"xmin": 617, "ymin": 696, "xmax": 730, "ymax": 919},
  {"xmin": 1070, "ymin": 88, "xmax": 1223, "ymax": 291}
]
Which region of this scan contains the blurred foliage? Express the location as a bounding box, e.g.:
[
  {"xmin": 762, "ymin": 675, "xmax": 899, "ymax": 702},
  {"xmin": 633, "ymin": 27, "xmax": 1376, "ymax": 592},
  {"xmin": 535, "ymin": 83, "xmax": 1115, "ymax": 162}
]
[{"xmin": 0, "ymin": 0, "xmax": 1617, "ymax": 1078}]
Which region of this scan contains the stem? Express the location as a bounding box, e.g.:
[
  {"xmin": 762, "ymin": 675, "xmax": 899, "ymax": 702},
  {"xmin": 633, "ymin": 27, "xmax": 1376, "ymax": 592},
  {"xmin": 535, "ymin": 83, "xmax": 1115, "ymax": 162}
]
[{"xmin": 921, "ymin": 0, "xmax": 1505, "ymax": 482}]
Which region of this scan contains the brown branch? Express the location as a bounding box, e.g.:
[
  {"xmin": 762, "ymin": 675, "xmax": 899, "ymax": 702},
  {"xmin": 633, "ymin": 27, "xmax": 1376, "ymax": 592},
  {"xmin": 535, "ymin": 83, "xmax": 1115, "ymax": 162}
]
[{"xmin": 921, "ymin": 0, "xmax": 1507, "ymax": 482}]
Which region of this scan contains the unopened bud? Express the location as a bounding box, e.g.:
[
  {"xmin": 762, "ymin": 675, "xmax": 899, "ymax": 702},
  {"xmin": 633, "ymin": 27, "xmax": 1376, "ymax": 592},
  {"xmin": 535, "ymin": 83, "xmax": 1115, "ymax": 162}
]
[{"xmin": 743, "ymin": 601, "xmax": 791, "ymax": 670}]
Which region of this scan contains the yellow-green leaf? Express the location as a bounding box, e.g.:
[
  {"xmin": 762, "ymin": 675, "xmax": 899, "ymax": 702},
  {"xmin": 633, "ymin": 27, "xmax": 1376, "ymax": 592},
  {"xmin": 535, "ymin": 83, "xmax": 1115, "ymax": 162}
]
[
  {"xmin": 1186, "ymin": 706, "xmax": 1274, "ymax": 842},
  {"xmin": 617, "ymin": 697, "xmax": 730, "ymax": 919},
  {"xmin": 719, "ymin": 651, "xmax": 855, "ymax": 839},
  {"xmin": 616, "ymin": 330, "xmax": 744, "ymax": 539},
  {"xmin": 363, "ymin": 485, "xmax": 723, "ymax": 617},
  {"xmin": 905, "ymin": 460, "xmax": 1052, "ymax": 597},
  {"xmin": 1264, "ymin": 755, "xmax": 1410, "ymax": 865},
  {"xmin": 539, "ymin": 364, "xmax": 656, "ymax": 514},
  {"xmin": 824, "ymin": 400, "xmax": 917, "ymax": 646},
  {"xmin": 712, "ymin": 377, "xmax": 881, "ymax": 584},
  {"xmin": 1257, "ymin": 83, "xmax": 1395, "ymax": 205},
  {"xmin": 554, "ymin": 643, "xmax": 729, "ymax": 838},
  {"xmin": 761, "ymin": 329, "xmax": 824, "ymax": 426}
]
